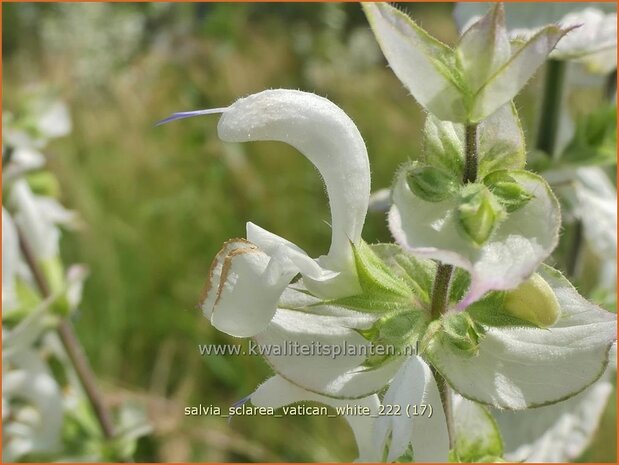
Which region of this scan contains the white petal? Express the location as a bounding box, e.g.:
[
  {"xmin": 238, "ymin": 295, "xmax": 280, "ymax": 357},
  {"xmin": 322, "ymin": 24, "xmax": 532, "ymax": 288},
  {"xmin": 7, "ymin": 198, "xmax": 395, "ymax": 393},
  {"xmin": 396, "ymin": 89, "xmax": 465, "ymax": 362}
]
[
  {"xmin": 3, "ymin": 147, "xmax": 46, "ymax": 179},
  {"xmin": 37, "ymin": 100, "xmax": 72, "ymax": 139},
  {"xmin": 247, "ymin": 222, "xmax": 360, "ymax": 299},
  {"xmin": 218, "ymin": 89, "xmax": 370, "ymax": 276},
  {"xmin": 10, "ymin": 180, "xmax": 61, "ymax": 261},
  {"xmin": 255, "ymin": 304, "xmax": 402, "ymax": 398},
  {"xmin": 389, "ymin": 170, "xmax": 560, "ymax": 307},
  {"xmin": 427, "ymin": 266, "xmax": 617, "ymax": 409},
  {"xmin": 3, "ymin": 350, "xmax": 63, "ymax": 457},
  {"xmin": 251, "ymin": 376, "xmax": 381, "ymax": 462},
  {"xmin": 374, "ymin": 356, "xmax": 449, "ymax": 462},
  {"xmin": 2, "ymin": 208, "xmax": 20, "ymax": 311},
  {"xmin": 200, "ymin": 239, "xmax": 298, "ymax": 337},
  {"xmin": 362, "ymin": 3, "xmax": 467, "ymax": 122}
]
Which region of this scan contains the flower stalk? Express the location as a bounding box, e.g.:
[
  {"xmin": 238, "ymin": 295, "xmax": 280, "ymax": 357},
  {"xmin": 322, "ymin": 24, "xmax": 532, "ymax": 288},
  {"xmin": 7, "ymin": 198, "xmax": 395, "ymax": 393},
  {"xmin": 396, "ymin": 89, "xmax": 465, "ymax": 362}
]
[
  {"xmin": 463, "ymin": 123, "xmax": 479, "ymax": 184},
  {"xmin": 16, "ymin": 227, "xmax": 116, "ymax": 442},
  {"xmin": 429, "ymin": 121, "xmax": 481, "ymax": 450}
]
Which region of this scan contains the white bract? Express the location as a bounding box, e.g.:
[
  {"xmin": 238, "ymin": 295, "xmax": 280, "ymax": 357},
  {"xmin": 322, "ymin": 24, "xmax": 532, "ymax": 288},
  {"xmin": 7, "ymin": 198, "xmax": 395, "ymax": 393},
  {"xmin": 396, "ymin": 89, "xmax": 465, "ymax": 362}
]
[
  {"xmin": 363, "ymin": 2, "xmax": 570, "ymax": 122},
  {"xmin": 426, "ymin": 266, "xmax": 616, "ymax": 410},
  {"xmin": 455, "ymin": 3, "xmax": 617, "ymax": 74},
  {"xmin": 389, "ymin": 169, "xmax": 560, "ymax": 308},
  {"xmin": 492, "ymin": 344, "xmax": 616, "ymax": 462}
]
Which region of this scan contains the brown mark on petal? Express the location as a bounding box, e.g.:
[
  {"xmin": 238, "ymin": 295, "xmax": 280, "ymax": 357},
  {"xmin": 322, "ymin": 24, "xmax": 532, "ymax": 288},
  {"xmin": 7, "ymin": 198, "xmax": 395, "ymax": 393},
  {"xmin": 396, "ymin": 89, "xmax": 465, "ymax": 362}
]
[
  {"xmin": 214, "ymin": 246, "xmax": 263, "ymax": 307},
  {"xmin": 199, "ymin": 238, "xmax": 256, "ymax": 307}
]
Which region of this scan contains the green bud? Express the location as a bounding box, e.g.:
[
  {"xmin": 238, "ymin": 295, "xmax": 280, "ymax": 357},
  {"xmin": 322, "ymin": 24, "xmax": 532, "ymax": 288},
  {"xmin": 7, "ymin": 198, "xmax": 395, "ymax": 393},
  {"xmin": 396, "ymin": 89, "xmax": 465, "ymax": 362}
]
[
  {"xmin": 457, "ymin": 184, "xmax": 505, "ymax": 246},
  {"xmin": 406, "ymin": 163, "xmax": 458, "ymax": 202},
  {"xmin": 504, "ymin": 273, "xmax": 560, "ymax": 328},
  {"xmin": 483, "ymin": 171, "xmax": 533, "ymax": 212},
  {"xmin": 362, "ymin": 311, "xmax": 427, "ymax": 367},
  {"xmin": 441, "ymin": 311, "xmax": 486, "ymax": 357},
  {"xmin": 26, "ymin": 171, "xmax": 61, "ymax": 198}
]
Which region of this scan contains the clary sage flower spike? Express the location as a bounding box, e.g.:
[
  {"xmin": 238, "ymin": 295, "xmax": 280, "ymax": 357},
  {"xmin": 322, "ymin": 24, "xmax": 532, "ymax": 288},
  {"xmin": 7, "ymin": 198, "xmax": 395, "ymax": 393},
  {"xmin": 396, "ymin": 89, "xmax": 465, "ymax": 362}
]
[{"xmin": 159, "ymin": 3, "xmax": 616, "ymax": 462}]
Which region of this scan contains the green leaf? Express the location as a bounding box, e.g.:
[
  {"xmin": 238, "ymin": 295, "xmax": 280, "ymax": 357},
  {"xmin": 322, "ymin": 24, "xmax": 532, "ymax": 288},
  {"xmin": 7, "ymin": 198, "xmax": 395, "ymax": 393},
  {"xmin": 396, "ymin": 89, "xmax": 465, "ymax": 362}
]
[
  {"xmin": 369, "ymin": 243, "xmax": 436, "ymax": 305},
  {"xmin": 451, "ymin": 397, "xmax": 504, "ymax": 462},
  {"xmin": 329, "ymin": 242, "xmax": 426, "ymax": 314},
  {"xmin": 351, "ymin": 240, "xmax": 412, "ymax": 298}
]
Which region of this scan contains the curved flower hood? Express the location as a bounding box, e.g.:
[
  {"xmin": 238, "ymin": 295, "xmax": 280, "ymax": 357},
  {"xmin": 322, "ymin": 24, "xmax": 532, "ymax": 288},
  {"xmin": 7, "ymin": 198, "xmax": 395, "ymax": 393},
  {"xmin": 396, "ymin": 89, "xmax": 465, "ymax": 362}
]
[{"xmin": 161, "ymin": 89, "xmax": 370, "ymax": 337}]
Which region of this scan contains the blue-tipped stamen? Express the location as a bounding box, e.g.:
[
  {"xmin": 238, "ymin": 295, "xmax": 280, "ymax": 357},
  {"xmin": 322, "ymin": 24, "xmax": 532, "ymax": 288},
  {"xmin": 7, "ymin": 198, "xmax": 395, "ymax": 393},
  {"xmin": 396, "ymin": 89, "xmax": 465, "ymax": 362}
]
[
  {"xmin": 228, "ymin": 394, "xmax": 251, "ymax": 424},
  {"xmin": 155, "ymin": 107, "xmax": 227, "ymax": 126}
]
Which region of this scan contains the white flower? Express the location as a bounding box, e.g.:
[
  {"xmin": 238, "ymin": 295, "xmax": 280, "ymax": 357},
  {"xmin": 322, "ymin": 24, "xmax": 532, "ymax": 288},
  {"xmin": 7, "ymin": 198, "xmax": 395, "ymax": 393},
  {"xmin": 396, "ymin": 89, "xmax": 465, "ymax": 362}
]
[
  {"xmin": 2, "ymin": 348, "xmax": 64, "ymax": 462},
  {"xmin": 163, "ymin": 90, "xmax": 371, "ymax": 338},
  {"xmin": 9, "ymin": 179, "xmax": 77, "ymax": 264},
  {"xmin": 374, "ymin": 356, "xmax": 449, "ymax": 462},
  {"xmin": 2, "ymin": 208, "xmax": 20, "ymax": 312}
]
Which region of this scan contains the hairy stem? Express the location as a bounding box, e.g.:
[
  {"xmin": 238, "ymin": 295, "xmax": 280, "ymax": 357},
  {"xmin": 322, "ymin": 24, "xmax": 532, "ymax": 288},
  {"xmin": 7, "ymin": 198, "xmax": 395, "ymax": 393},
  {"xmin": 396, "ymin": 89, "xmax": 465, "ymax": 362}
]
[
  {"xmin": 17, "ymin": 228, "xmax": 116, "ymax": 441},
  {"xmin": 430, "ymin": 263, "xmax": 453, "ymax": 320},
  {"xmin": 428, "ymin": 123, "xmax": 479, "ymax": 450},
  {"xmin": 463, "ymin": 123, "xmax": 479, "ymax": 184},
  {"xmin": 536, "ymin": 59, "xmax": 566, "ymax": 157}
]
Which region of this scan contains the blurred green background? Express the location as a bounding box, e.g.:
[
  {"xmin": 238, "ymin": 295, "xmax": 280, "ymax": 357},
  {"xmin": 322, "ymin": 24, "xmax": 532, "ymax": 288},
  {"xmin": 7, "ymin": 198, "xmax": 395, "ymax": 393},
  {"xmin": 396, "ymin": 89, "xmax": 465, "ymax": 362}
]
[{"xmin": 2, "ymin": 2, "xmax": 616, "ymax": 462}]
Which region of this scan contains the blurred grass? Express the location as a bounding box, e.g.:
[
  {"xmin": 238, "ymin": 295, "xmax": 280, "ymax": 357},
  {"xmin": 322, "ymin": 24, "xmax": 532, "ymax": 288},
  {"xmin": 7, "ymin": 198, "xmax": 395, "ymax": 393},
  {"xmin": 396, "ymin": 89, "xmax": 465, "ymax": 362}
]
[{"xmin": 2, "ymin": 2, "xmax": 615, "ymax": 462}]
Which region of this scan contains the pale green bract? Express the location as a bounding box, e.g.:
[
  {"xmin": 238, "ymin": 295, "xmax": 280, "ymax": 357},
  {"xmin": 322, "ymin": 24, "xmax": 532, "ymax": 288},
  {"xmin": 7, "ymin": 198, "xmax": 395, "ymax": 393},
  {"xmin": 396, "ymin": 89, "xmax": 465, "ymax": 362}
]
[
  {"xmin": 455, "ymin": 2, "xmax": 617, "ymax": 74},
  {"xmin": 362, "ymin": 2, "xmax": 570, "ymax": 122}
]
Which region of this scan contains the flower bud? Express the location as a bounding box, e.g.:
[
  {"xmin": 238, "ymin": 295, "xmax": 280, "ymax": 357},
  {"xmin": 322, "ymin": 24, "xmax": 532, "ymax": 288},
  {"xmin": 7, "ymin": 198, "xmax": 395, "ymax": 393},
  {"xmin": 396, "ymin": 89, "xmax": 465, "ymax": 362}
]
[
  {"xmin": 406, "ymin": 163, "xmax": 457, "ymax": 202},
  {"xmin": 457, "ymin": 184, "xmax": 505, "ymax": 246},
  {"xmin": 503, "ymin": 273, "xmax": 560, "ymax": 328},
  {"xmin": 441, "ymin": 312, "xmax": 486, "ymax": 357},
  {"xmin": 483, "ymin": 171, "xmax": 533, "ymax": 212}
]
